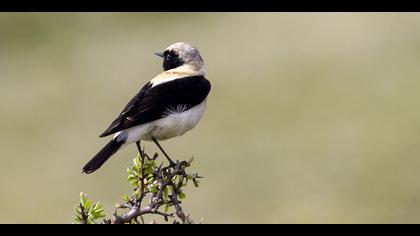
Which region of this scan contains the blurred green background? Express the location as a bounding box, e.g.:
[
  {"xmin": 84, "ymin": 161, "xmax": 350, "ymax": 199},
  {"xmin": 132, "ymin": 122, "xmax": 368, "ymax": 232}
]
[{"xmin": 1, "ymin": 13, "xmax": 420, "ymax": 223}]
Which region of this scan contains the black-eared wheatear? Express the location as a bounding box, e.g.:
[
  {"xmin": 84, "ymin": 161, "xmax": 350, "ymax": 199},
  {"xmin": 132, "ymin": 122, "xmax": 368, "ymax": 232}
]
[{"xmin": 82, "ymin": 42, "xmax": 211, "ymax": 174}]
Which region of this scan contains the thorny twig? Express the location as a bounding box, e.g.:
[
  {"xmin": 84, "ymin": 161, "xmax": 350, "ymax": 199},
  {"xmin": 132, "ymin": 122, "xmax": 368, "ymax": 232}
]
[{"xmin": 108, "ymin": 146, "xmax": 200, "ymax": 224}]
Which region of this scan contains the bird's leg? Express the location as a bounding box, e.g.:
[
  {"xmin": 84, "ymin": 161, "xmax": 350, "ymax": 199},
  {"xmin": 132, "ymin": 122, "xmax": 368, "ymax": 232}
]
[
  {"xmin": 151, "ymin": 137, "xmax": 176, "ymax": 166},
  {"xmin": 136, "ymin": 141, "xmax": 144, "ymax": 159}
]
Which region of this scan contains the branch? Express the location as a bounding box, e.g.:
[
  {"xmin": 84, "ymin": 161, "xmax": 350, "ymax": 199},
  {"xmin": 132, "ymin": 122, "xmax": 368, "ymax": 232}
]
[{"xmin": 75, "ymin": 146, "xmax": 202, "ymax": 224}]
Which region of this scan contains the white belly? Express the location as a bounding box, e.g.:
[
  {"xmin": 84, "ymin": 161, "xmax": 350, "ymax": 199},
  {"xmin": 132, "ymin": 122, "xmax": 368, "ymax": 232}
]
[{"xmin": 118, "ymin": 98, "xmax": 208, "ymax": 145}]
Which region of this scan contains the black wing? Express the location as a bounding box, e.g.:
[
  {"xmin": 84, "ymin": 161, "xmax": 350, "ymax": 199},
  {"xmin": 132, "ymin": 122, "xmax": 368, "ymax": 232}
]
[{"xmin": 99, "ymin": 76, "xmax": 211, "ymax": 137}]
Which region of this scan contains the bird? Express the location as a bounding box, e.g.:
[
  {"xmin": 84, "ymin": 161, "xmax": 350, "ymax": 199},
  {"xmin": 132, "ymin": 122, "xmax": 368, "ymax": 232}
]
[{"xmin": 82, "ymin": 42, "xmax": 211, "ymax": 174}]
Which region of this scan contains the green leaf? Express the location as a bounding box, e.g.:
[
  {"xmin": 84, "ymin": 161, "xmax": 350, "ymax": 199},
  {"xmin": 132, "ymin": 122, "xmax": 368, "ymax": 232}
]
[
  {"xmin": 132, "ymin": 189, "xmax": 140, "ymax": 198},
  {"xmin": 91, "ymin": 211, "xmax": 105, "ymax": 219},
  {"xmin": 163, "ymin": 186, "xmax": 169, "ymax": 201},
  {"xmin": 133, "ymin": 157, "xmax": 141, "ymax": 171},
  {"xmin": 80, "ymin": 193, "xmax": 92, "ymax": 209},
  {"xmin": 75, "ymin": 215, "xmax": 82, "ymax": 223},
  {"xmin": 127, "ymin": 174, "xmax": 137, "ymax": 181},
  {"xmin": 85, "ymin": 199, "xmax": 92, "ymax": 209},
  {"xmin": 188, "ymin": 157, "xmax": 194, "ymax": 164},
  {"xmin": 178, "ymin": 192, "xmax": 186, "ymax": 199},
  {"xmin": 149, "ymin": 184, "xmax": 158, "ymax": 193},
  {"xmin": 122, "ymin": 194, "xmax": 130, "ymax": 202},
  {"xmin": 145, "ymin": 166, "xmax": 153, "ymax": 175},
  {"xmin": 80, "ymin": 192, "xmax": 88, "ymax": 207},
  {"xmin": 172, "ymin": 175, "xmax": 178, "ymax": 182},
  {"xmin": 129, "ymin": 180, "xmax": 138, "ymax": 187},
  {"xmin": 89, "ymin": 203, "xmax": 105, "ymax": 220},
  {"xmin": 74, "ymin": 205, "xmax": 81, "ymax": 214},
  {"xmin": 92, "ymin": 202, "xmax": 102, "ymax": 212},
  {"xmin": 164, "ymin": 203, "xmax": 170, "ymax": 213},
  {"xmin": 145, "ymin": 177, "xmax": 153, "ymax": 184},
  {"xmin": 128, "ymin": 174, "xmax": 139, "ymax": 186},
  {"xmin": 149, "ymin": 160, "xmax": 156, "ymax": 167},
  {"xmin": 182, "ymin": 177, "xmax": 188, "ymax": 187}
]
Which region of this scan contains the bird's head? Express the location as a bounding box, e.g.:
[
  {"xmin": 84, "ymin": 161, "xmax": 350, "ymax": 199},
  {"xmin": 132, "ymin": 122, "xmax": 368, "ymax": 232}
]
[{"xmin": 155, "ymin": 42, "xmax": 204, "ymax": 72}]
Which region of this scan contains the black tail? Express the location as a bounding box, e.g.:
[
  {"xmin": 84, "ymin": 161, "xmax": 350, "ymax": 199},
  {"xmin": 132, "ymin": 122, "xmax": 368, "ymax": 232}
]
[{"xmin": 82, "ymin": 138, "xmax": 124, "ymax": 174}]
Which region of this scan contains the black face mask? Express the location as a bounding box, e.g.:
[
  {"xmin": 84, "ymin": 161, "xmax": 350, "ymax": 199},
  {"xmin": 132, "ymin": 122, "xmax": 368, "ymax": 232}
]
[{"xmin": 162, "ymin": 50, "xmax": 185, "ymax": 71}]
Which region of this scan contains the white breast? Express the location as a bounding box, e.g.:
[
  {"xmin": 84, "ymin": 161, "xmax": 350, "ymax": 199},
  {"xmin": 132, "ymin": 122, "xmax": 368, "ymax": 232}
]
[{"xmin": 119, "ymin": 98, "xmax": 208, "ymax": 145}]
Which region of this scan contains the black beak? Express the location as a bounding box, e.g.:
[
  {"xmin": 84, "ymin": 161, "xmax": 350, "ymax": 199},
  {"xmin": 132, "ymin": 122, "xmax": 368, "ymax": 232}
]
[{"xmin": 154, "ymin": 52, "xmax": 164, "ymax": 58}]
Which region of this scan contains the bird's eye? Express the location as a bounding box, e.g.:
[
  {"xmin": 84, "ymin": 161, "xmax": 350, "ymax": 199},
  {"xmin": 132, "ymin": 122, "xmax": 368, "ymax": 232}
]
[{"xmin": 165, "ymin": 54, "xmax": 171, "ymax": 61}]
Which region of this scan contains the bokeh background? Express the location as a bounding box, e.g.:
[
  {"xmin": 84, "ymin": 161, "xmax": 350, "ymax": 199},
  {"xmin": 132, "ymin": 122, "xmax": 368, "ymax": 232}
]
[{"xmin": 1, "ymin": 13, "xmax": 420, "ymax": 223}]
